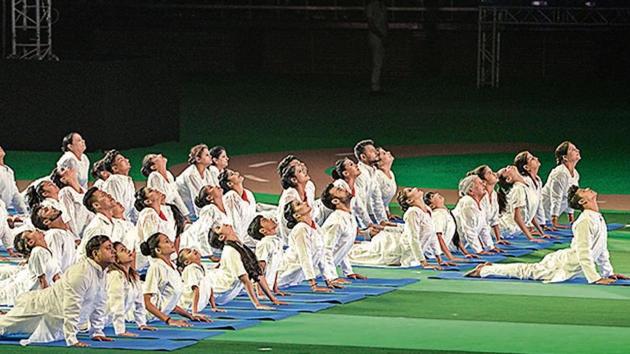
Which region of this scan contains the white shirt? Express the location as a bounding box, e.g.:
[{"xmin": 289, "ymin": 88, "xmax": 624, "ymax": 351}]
[
  {"xmin": 147, "ymin": 171, "xmax": 189, "ymax": 216},
  {"xmin": 105, "ymin": 270, "xmax": 146, "ymax": 335},
  {"xmin": 223, "ymin": 189, "xmax": 257, "ymax": 246},
  {"xmin": 279, "ymin": 222, "xmax": 326, "ymax": 282},
  {"xmin": 499, "ymin": 182, "xmax": 538, "ymax": 235},
  {"xmin": 524, "ymin": 175, "xmax": 546, "ymax": 225},
  {"xmin": 542, "ymin": 164, "xmax": 580, "ymax": 219},
  {"xmin": 374, "ymin": 169, "xmax": 397, "ymax": 214},
  {"xmin": 320, "ymin": 209, "xmax": 357, "ymax": 279},
  {"xmin": 44, "ymin": 228, "xmax": 77, "ymax": 272},
  {"xmin": 355, "ymin": 162, "xmax": 387, "ymax": 227},
  {"xmin": 277, "ymin": 184, "xmax": 315, "ymax": 244},
  {"xmin": 452, "ymin": 195, "xmax": 492, "ymax": 253},
  {"xmin": 179, "ymin": 263, "xmax": 211, "ymax": 312},
  {"xmin": 255, "ymin": 235, "xmax": 284, "ymax": 285},
  {"xmin": 79, "ymin": 213, "xmax": 116, "ymax": 258},
  {"xmin": 180, "ymin": 204, "xmax": 229, "ymax": 257},
  {"xmin": 56, "ymin": 152, "xmax": 90, "ymax": 190},
  {"xmin": 0, "ymin": 164, "xmax": 27, "ymax": 214},
  {"xmin": 176, "ymin": 165, "xmax": 215, "ymax": 218},
  {"xmin": 143, "ymin": 258, "xmax": 183, "ymax": 320},
  {"xmin": 570, "ymin": 209, "xmax": 613, "ymax": 282},
  {"xmin": 480, "ymin": 190, "xmax": 499, "ymax": 228},
  {"xmin": 208, "ymin": 166, "xmax": 222, "ymax": 187},
  {"xmin": 207, "ymin": 246, "xmax": 247, "ymax": 293},
  {"xmin": 103, "ymin": 174, "xmax": 137, "ymax": 223},
  {"xmin": 0, "ymin": 200, "xmax": 14, "ymax": 250},
  {"xmin": 136, "ymin": 207, "xmax": 178, "ymax": 269},
  {"xmin": 58, "ymin": 187, "xmax": 93, "ymax": 238},
  {"xmin": 402, "ymin": 206, "xmax": 441, "ymax": 260},
  {"xmin": 432, "ymin": 208, "xmax": 457, "ymax": 252}
]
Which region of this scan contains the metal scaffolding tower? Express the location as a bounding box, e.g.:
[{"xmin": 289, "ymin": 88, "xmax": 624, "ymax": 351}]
[
  {"xmin": 477, "ymin": 6, "xmax": 630, "ymax": 88},
  {"xmin": 8, "ymin": 0, "xmax": 57, "ymax": 60}
]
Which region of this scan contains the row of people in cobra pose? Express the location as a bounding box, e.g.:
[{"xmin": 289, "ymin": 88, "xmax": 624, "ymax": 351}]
[{"xmin": 1, "ymin": 135, "xmax": 617, "ymax": 348}]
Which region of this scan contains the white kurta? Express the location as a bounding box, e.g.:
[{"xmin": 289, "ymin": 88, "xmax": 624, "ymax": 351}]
[
  {"xmin": 56, "ymin": 152, "xmax": 90, "ymax": 190},
  {"xmin": 499, "ymin": 182, "xmax": 538, "ymax": 236},
  {"xmin": 320, "ymin": 210, "xmax": 357, "ymax": 279},
  {"xmin": 79, "ymin": 213, "xmax": 116, "ymax": 258},
  {"xmin": 136, "ymin": 207, "xmax": 178, "ymax": 269},
  {"xmin": 41, "ymin": 198, "xmax": 72, "ymax": 226},
  {"xmin": 143, "ymin": 258, "xmax": 183, "ymax": 321},
  {"xmin": 208, "ymin": 166, "xmax": 222, "ymax": 187},
  {"xmin": 176, "ymin": 165, "xmax": 215, "ymax": 218},
  {"xmin": 277, "ymin": 185, "xmax": 315, "ymax": 244},
  {"xmin": 58, "ymin": 187, "xmax": 93, "ymax": 238},
  {"xmin": 355, "ymin": 162, "xmax": 387, "ymax": 227},
  {"xmin": 93, "ymin": 179, "xmax": 106, "ymax": 190},
  {"xmin": 402, "ymin": 206, "xmax": 441, "ymax": 261},
  {"xmin": 348, "ymin": 228, "xmax": 410, "ymax": 266},
  {"xmin": 0, "ymin": 164, "xmax": 27, "ymax": 214},
  {"xmin": 0, "ymin": 247, "xmax": 60, "ymax": 306},
  {"xmin": 180, "ymin": 204, "xmax": 229, "ymax": 257},
  {"xmin": 102, "ymin": 174, "xmax": 137, "ymax": 223},
  {"xmin": 114, "ymin": 217, "xmax": 138, "ymax": 254},
  {"xmin": 0, "ymin": 200, "xmax": 15, "ymax": 250},
  {"xmin": 524, "ymin": 175, "xmax": 546, "ymax": 225},
  {"xmin": 277, "ymin": 222, "xmax": 326, "ymax": 287},
  {"xmin": 147, "ymin": 171, "xmax": 189, "ymax": 216},
  {"xmin": 480, "ymin": 190, "xmax": 499, "ymax": 229},
  {"xmin": 453, "ymin": 196, "xmax": 494, "ymax": 253},
  {"xmin": 0, "ymin": 257, "xmax": 108, "ymax": 346},
  {"xmin": 541, "ymin": 164, "xmax": 580, "ymax": 220},
  {"xmin": 255, "ymin": 235, "xmax": 284, "ymax": 288},
  {"xmin": 432, "ymin": 208, "xmax": 458, "ymax": 252},
  {"xmin": 178, "ymin": 263, "xmax": 211, "ymax": 312},
  {"xmin": 44, "ymin": 228, "xmax": 77, "ymax": 272},
  {"xmin": 223, "ymin": 189, "xmax": 257, "ymax": 247},
  {"xmin": 206, "ymin": 246, "xmax": 246, "ymax": 305},
  {"xmin": 374, "ymin": 169, "xmax": 397, "ymax": 215},
  {"xmin": 105, "ymin": 270, "xmax": 146, "ymax": 335},
  {"xmin": 481, "ymin": 210, "xmax": 613, "ymax": 283}
]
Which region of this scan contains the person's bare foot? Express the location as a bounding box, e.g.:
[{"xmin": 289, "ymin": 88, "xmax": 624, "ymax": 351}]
[{"xmin": 464, "ymin": 262, "xmax": 492, "ymax": 277}]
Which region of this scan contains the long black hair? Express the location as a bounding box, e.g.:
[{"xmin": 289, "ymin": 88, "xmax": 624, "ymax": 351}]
[
  {"xmin": 331, "ymin": 158, "xmax": 349, "ymax": 180},
  {"xmin": 514, "ymin": 151, "xmax": 539, "ymax": 188},
  {"xmin": 140, "ymin": 232, "xmax": 163, "ymax": 258},
  {"xmin": 208, "ymin": 228, "xmax": 262, "ymax": 282},
  {"xmin": 554, "ymin": 141, "xmax": 571, "ymax": 165},
  {"xmin": 280, "ymin": 165, "xmax": 298, "ymax": 190},
  {"xmin": 283, "ymin": 201, "xmax": 299, "ymax": 229},
  {"xmin": 496, "ymin": 173, "xmax": 513, "ymax": 214}
]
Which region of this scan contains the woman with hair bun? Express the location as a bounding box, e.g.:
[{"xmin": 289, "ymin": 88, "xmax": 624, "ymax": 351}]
[
  {"xmin": 176, "ymin": 144, "xmax": 215, "ymax": 218},
  {"xmin": 142, "ymin": 153, "xmax": 190, "ymax": 217},
  {"xmin": 541, "ymin": 141, "xmax": 581, "ymax": 229},
  {"xmin": 141, "ymin": 232, "xmax": 210, "ymax": 327}
]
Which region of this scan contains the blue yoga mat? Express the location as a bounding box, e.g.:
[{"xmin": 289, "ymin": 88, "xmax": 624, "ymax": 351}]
[
  {"xmin": 99, "ymin": 327, "xmax": 221, "ymax": 341},
  {"xmin": 224, "ymin": 300, "xmax": 334, "ymax": 312},
  {"xmin": 338, "ymin": 277, "xmax": 418, "ymax": 287},
  {"xmin": 608, "ymin": 223, "xmax": 624, "ymax": 231},
  {"xmin": 200, "ymin": 309, "xmax": 298, "ymax": 321},
  {"xmin": 503, "ymin": 249, "xmax": 534, "ymax": 257},
  {"xmin": 0, "ymin": 338, "xmax": 198, "ymax": 351},
  {"xmin": 282, "ymin": 284, "xmax": 396, "ymax": 296},
  {"xmin": 429, "ymin": 271, "xmax": 630, "ymax": 286},
  {"xmin": 237, "ymin": 292, "xmax": 365, "ymax": 304},
  {"xmin": 154, "ymin": 318, "xmax": 260, "ymax": 330}
]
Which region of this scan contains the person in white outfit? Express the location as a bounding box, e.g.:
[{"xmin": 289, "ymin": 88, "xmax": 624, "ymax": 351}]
[
  {"xmin": 374, "ymin": 147, "xmax": 397, "ymax": 219},
  {"xmin": 56, "ymin": 132, "xmax": 90, "ymax": 190},
  {"xmin": 105, "ymin": 242, "xmax": 156, "ymax": 336},
  {"xmin": 424, "ymin": 192, "xmax": 469, "ymax": 261},
  {"xmin": 208, "ymin": 146, "xmax": 229, "ymax": 187},
  {"xmin": 0, "ymin": 235, "xmax": 115, "ymax": 347},
  {"xmin": 176, "ymin": 144, "xmax": 214, "ymax": 218},
  {"xmin": 514, "ymin": 151, "xmax": 546, "ymax": 227},
  {"xmin": 353, "ymin": 139, "xmax": 390, "ymax": 227},
  {"xmin": 91, "ymin": 159, "xmax": 111, "ymax": 191},
  {"xmin": 208, "ymin": 224, "xmax": 285, "ymax": 308},
  {"xmin": 219, "ymin": 169, "xmax": 257, "ymax": 247},
  {"xmin": 141, "ymin": 232, "xmax": 210, "ymax": 327},
  {"xmin": 50, "ymin": 167, "xmax": 93, "ymax": 238},
  {"xmin": 541, "ymin": 141, "xmax": 581, "ymax": 229},
  {"xmin": 468, "ymin": 165, "xmax": 509, "ymax": 245},
  {"xmin": 30, "ymin": 204, "xmax": 77, "ymax": 272},
  {"xmin": 497, "ymin": 165, "xmax": 550, "ymax": 242},
  {"xmin": 276, "ymin": 155, "xmax": 318, "ymax": 225},
  {"xmin": 176, "ymin": 248, "xmax": 222, "ymax": 315},
  {"xmin": 81, "ymin": 187, "xmax": 119, "ymax": 256},
  {"xmin": 0, "ymin": 199, "xmax": 20, "ymax": 257},
  {"xmin": 277, "ymin": 163, "xmax": 315, "ymax": 244},
  {"xmin": 102, "ymin": 150, "xmax": 138, "ymax": 223},
  {"xmin": 0, "ymin": 145, "xmax": 28, "ymax": 214},
  {"xmin": 142, "ymin": 153, "xmax": 190, "ymax": 217},
  {"xmin": 467, "ymin": 186, "xmax": 628, "ymax": 285},
  {"xmin": 24, "ymin": 179, "xmax": 73, "ymax": 228},
  {"xmin": 247, "ymin": 215, "xmax": 286, "ymax": 294}
]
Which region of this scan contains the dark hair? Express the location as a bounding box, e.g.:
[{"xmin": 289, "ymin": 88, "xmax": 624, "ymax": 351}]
[
  {"xmin": 61, "ymin": 132, "xmax": 77, "ymax": 152},
  {"xmin": 140, "ymin": 232, "xmax": 163, "ymax": 257},
  {"xmin": 103, "ymin": 149, "xmax": 122, "ymax": 174},
  {"xmin": 13, "ymin": 230, "xmax": 34, "ymax": 258},
  {"xmin": 353, "ymin": 139, "xmax": 374, "ymax": 161},
  {"xmin": 194, "ymin": 185, "xmax": 214, "ymax": 209},
  {"xmin": 247, "ymin": 215, "xmax": 265, "ymax": 241},
  {"xmin": 50, "ymin": 168, "xmax": 68, "ymax": 189},
  {"xmin": 280, "ymin": 165, "xmax": 298, "ymax": 190},
  {"xmin": 209, "ymin": 146, "xmax": 226, "ymax": 165},
  {"xmin": 514, "ymin": 151, "xmax": 539, "ymax": 188},
  {"xmin": 396, "ymin": 189, "xmax": 412, "ymax": 212},
  {"xmin": 496, "ymin": 173, "xmax": 513, "ymax": 214},
  {"xmin": 167, "ymin": 203, "xmax": 186, "ymax": 237},
  {"xmin": 208, "ymin": 228, "xmax": 223, "ymax": 250},
  {"xmin": 140, "ymin": 154, "xmax": 158, "ymax": 177},
  {"xmin": 331, "ymin": 158, "xmax": 349, "ymax": 180},
  {"xmin": 30, "ymin": 204, "xmax": 50, "ymax": 230},
  {"xmin": 423, "ymin": 191, "xmax": 436, "ymax": 207},
  {"xmin": 134, "ymin": 187, "xmax": 150, "ymax": 212},
  {"xmin": 25, "ymin": 181, "xmax": 48, "ymax": 210},
  {"xmin": 109, "ymin": 241, "xmax": 139, "ymax": 283},
  {"xmin": 188, "ymin": 144, "xmax": 208, "ymax": 165},
  {"xmin": 85, "ymin": 235, "xmax": 111, "ymax": 260},
  {"xmin": 567, "ymin": 185, "xmax": 583, "ymax": 211},
  {"xmin": 283, "ymin": 201, "xmax": 299, "ymax": 229},
  {"xmin": 218, "ymin": 170, "xmax": 232, "ymax": 194},
  {"xmin": 468, "ymin": 165, "xmax": 490, "ymax": 181},
  {"xmin": 176, "ymin": 248, "xmax": 191, "ymax": 273},
  {"xmin": 208, "ymin": 228, "xmax": 262, "ymax": 281},
  {"xmin": 555, "ymin": 141, "xmax": 572, "ymax": 165},
  {"xmin": 91, "ymin": 159, "xmax": 107, "ymax": 180},
  {"xmin": 83, "ymin": 187, "xmax": 100, "ymax": 213},
  {"xmin": 320, "ymin": 183, "xmax": 337, "ymax": 210},
  {"xmin": 277, "ymin": 154, "xmax": 298, "ymax": 177}
]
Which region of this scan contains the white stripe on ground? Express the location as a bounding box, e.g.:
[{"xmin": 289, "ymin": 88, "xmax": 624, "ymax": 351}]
[
  {"xmin": 248, "ymin": 161, "xmax": 277, "ymax": 168},
  {"xmin": 244, "ymin": 174, "xmax": 270, "ymax": 183},
  {"xmin": 335, "ymin": 152, "xmax": 354, "ymax": 156}
]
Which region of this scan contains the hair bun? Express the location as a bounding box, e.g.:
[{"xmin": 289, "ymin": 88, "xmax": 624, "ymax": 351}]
[{"xmin": 139, "ymin": 241, "xmax": 151, "ymax": 256}]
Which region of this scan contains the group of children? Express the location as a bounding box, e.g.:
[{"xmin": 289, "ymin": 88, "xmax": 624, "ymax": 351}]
[{"xmin": 0, "ymin": 134, "xmax": 624, "ymax": 347}]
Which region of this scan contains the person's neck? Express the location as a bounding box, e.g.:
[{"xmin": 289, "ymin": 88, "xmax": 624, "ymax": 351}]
[
  {"xmin": 0, "ymin": 157, "xmax": 4, "ymax": 166},
  {"xmin": 157, "ymin": 166, "xmax": 168, "ymax": 180},
  {"xmin": 296, "ymin": 183, "xmax": 306, "ymax": 199},
  {"xmin": 158, "ymin": 255, "xmax": 174, "ymax": 268},
  {"xmin": 119, "ymin": 262, "xmax": 131, "ymax": 275},
  {"xmin": 66, "ymin": 178, "xmax": 83, "ymax": 193},
  {"xmin": 345, "ymin": 177, "xmax": 356, "ymax": 189},
  {"xmin": 584, "ymin": 203, "xmax": 599, "ymax": 213},
  {"xmin": 564, "ymin": 161, "xmax": 577, "ymax": 174},
  {"xmin": 98, "ymin": 209, "xmax": 114, "ymax": 221},
  {"xmin": 233, "ymin": 184, "xmax": 244, "ymax": 196},
  {"xmin": 471, "ymin": 193, "xmax": 483, "ymax": 205},
  {"xmin": 213, "ymin": 199, "xmax": 226, "ymax": 213},
  {"xmin": 151, "ymin": 203, "xmax": 162, "ymax": 214},
  {"xmin": 70, "ymin": 150, "xmax": 82, "ymax": 160},
  {"xmin": 195, "ymin": 164, "xmax": 207, "ymax": 177},
  {"xmin": 484, "ymin": 184, "xmax": 495, "ymax": 194},
  {"xmin": 94, "ymin": 259, "xmax": 110, "ymax": 271},
  {"xmin": 302, "ymin": 216, "xmax": 314, "ymax": 226},
  {"xmin": 50, "ymin": 218, "xmax": 69, "ymax": 230},
  {"xmin": 337, "ymin": 202, "xmax": 351, "ymax": 213},
  {"xmin": 378, "ymin": 164, "xmax": 392, "ymax": 176},
  {"xmin": 413, "ymin": 201, "xmax": 430, "ymax": 213}
]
